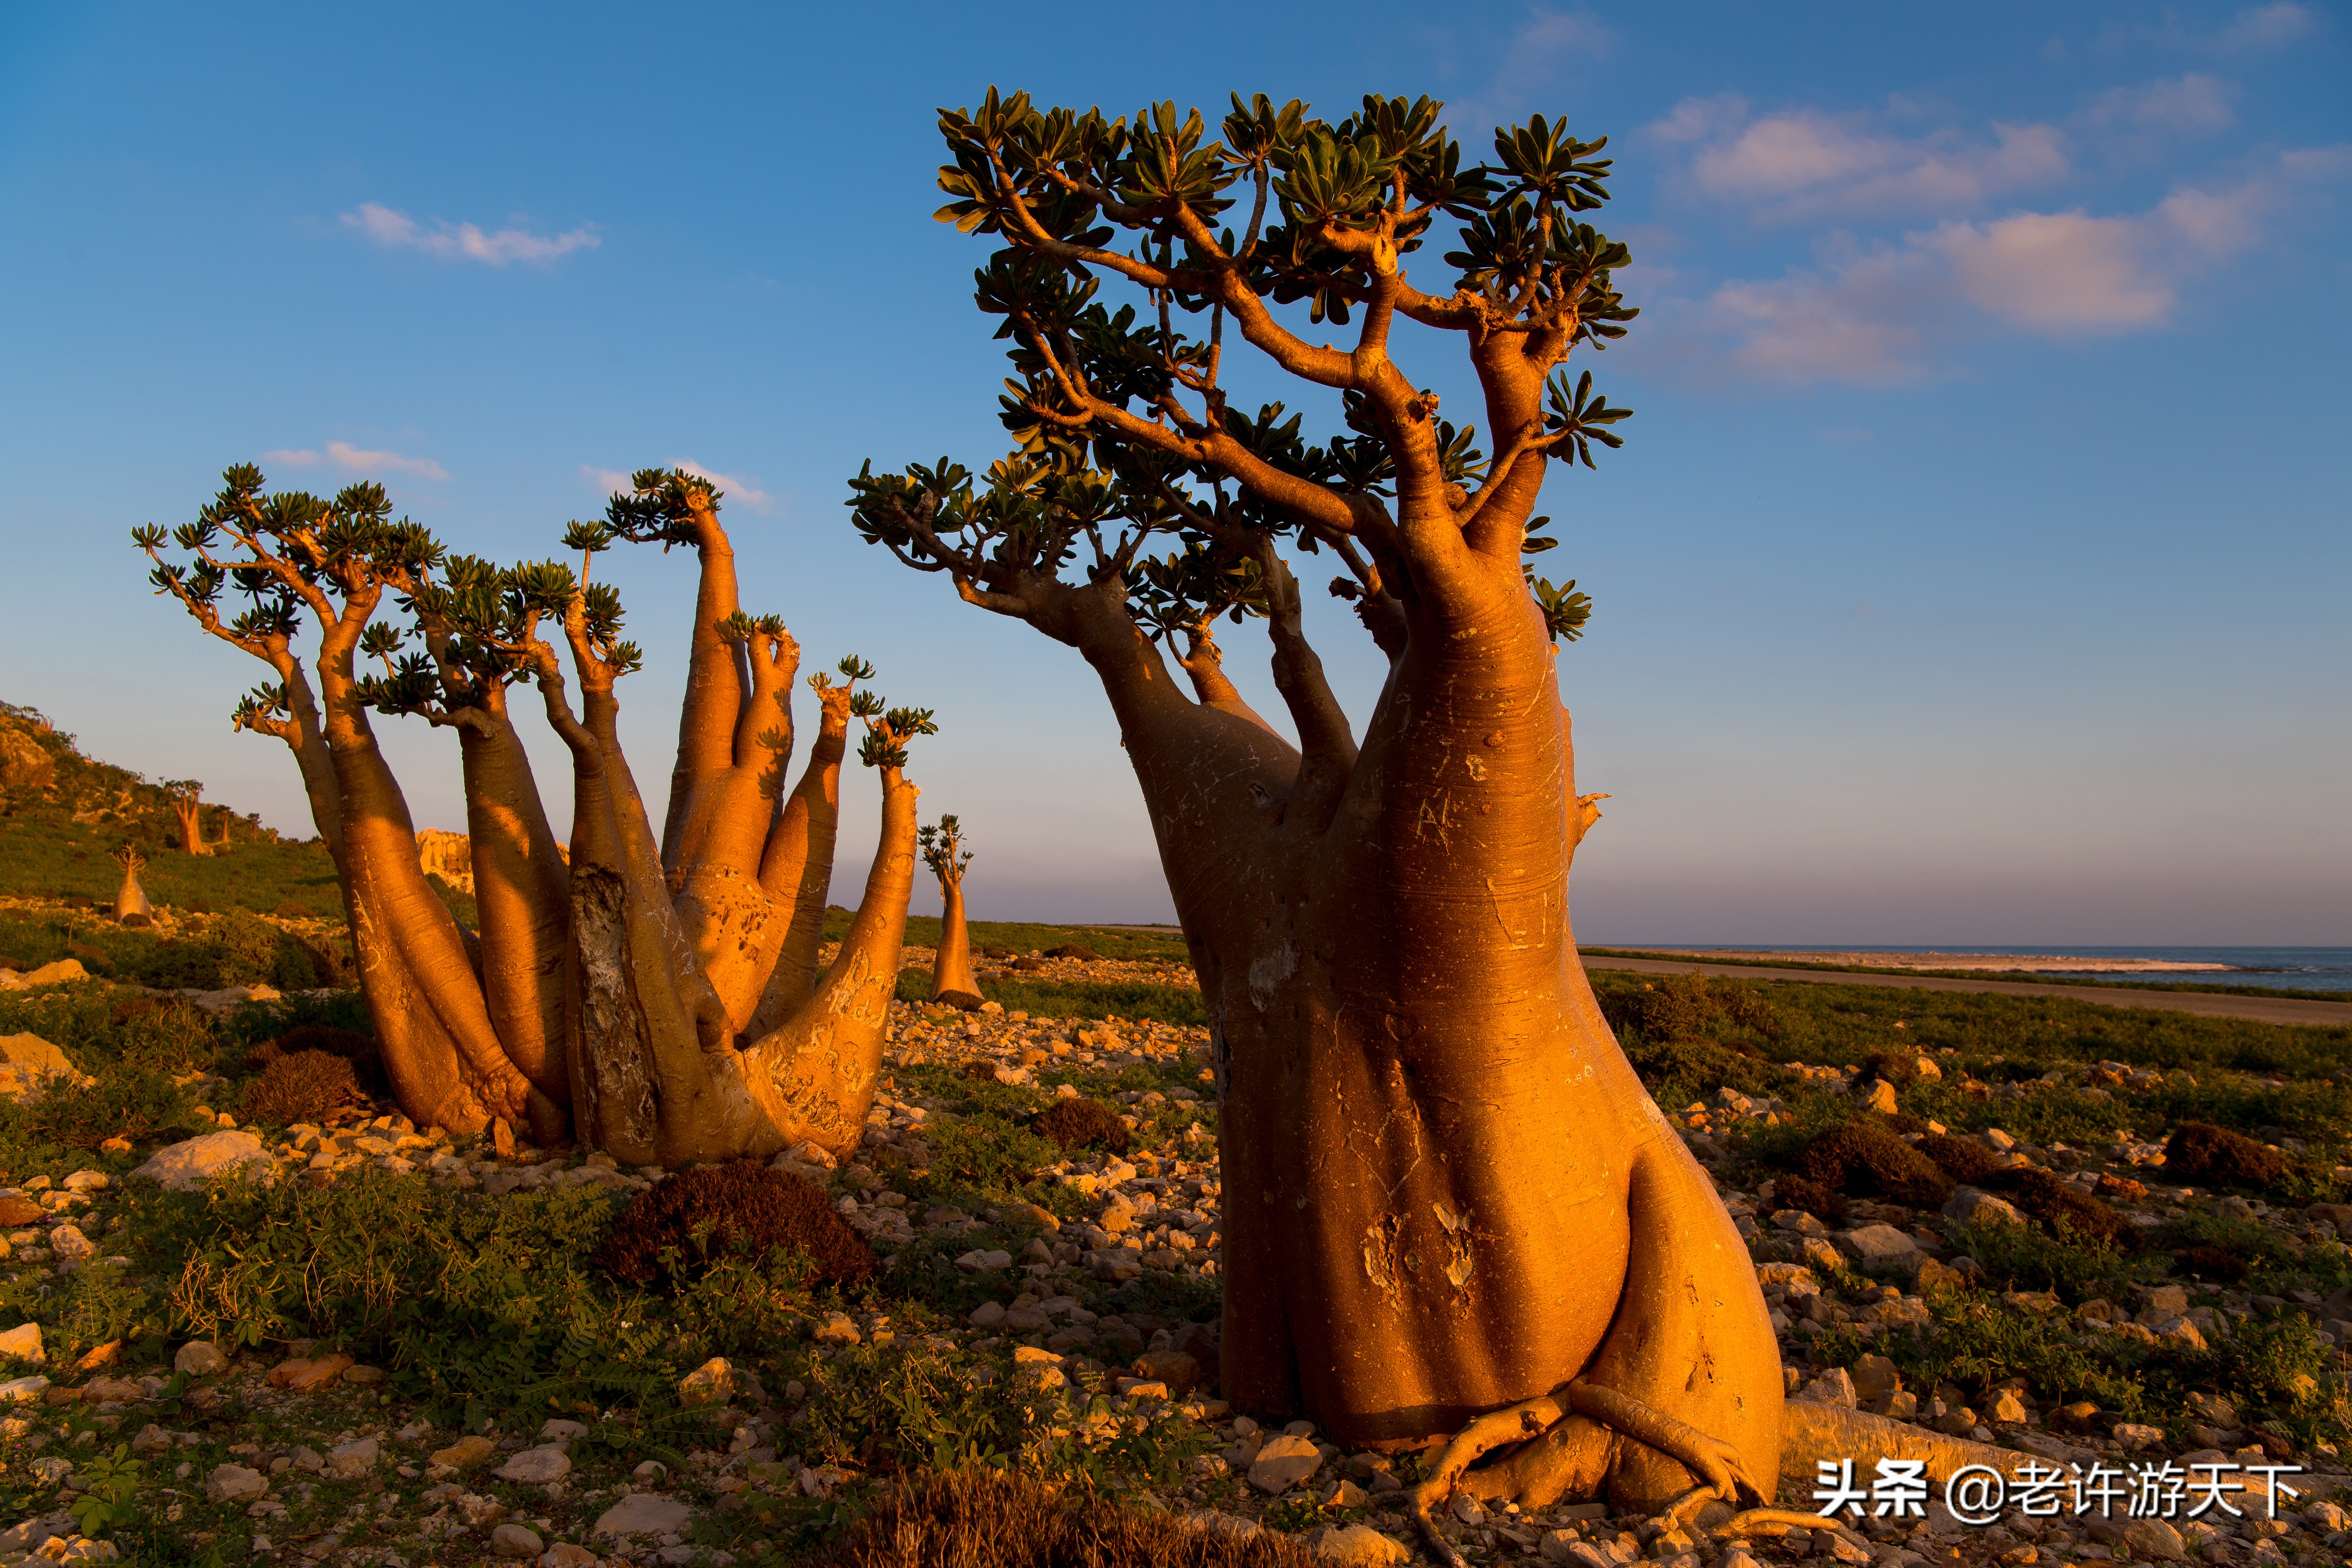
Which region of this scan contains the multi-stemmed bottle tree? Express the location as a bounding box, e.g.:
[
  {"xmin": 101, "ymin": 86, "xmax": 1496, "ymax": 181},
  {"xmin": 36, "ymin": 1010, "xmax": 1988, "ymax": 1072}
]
[
  {"xmin": 917, "ymin": 814, "xmax": 980, "ymax": 1007},
  {"xmin": 164, "ymin": 780, "xmax": 214, "ymax": 856},
  {"xmin": 135, "ymin": 467, "xmax": 931, "ymax": 1166},
  {"xmin": 850, "ymin": 89, "xmax": 1979, "ymax": 1526}
]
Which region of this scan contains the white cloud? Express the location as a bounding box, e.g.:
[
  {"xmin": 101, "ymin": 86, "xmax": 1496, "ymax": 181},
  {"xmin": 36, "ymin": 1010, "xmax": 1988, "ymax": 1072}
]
[
  {"xmin": 2085, "ymin": 74, "xmax": 2238, "ymax": 133},
  {"xmin": 580, "ymin": 461, "xmax": 777, "ymax": 514},
  {"xmin": 2218, "ymin": 2, "xmax": 2318, "ymax": 50},
  {"xmin": 1928, "ymin": 211, "xmax": 2171, "ymax": 331},
  {"xmin": 675, "ymin": 460, "xmax": 775, "ymax": 513},
  {"xmin": 1670, "ymin": 145, "xmax": 2351, "ymax": 383},
  {"xmin": 342, "ymin": 202, "xmax": 599, "ymax": 266},
  {"xmin": 1655, "ymin": 97, "xmax": 2069, "ymax": 218},
  {"xmin": 263, "ymin": 441, "xmax": 450, "ymax": 481}
]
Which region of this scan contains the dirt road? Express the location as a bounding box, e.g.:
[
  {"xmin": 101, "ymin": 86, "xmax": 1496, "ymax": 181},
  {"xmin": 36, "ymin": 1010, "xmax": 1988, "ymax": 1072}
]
[{"xmin": 1578, "ymin": 952, "xmax": 2352, "ymax": 1029}]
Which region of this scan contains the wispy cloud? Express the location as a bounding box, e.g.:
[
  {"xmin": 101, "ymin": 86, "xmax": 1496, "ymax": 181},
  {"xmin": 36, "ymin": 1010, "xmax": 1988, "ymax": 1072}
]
[
  {"xmin": 1666, "ymin": 146, "xmax": 2351, "ymax": 383},
  {"xmin": 1445, "ymin": 10, "xmax": 1617, "ymax": 139},
  {"xmin": 2085, "ymin": 74, "xmax": 2238, "ymax": 134},
  {"xmin": 263, "ymin": 441, "xmax": 450, "ymax": 481},
  {"xmin": 580, "ymin": 460, "xmax": 778, "ymax": 514},
  {"xmin": 1653, "ymin": 96, "xmax": 2069, "ymax": 219},
  {"xmin": 342, "ymin": 202, "xmax": 599, "ymax": 266},
  {"xmin": 2217, "ymin": 2, "xmax": 2319, "ymax": 50}
]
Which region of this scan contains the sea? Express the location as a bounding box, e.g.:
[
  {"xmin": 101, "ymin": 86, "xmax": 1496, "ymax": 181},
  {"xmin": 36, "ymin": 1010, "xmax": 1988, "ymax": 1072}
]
[{"xmin": 1654, "ymin": 947, "xmax": 2352, "ymax": 995}]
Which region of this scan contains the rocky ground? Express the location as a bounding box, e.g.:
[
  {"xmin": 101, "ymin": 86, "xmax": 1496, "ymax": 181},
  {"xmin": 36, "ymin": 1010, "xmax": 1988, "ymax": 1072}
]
[{"xmin": 0, "ymin": 953, "xmax": 2349, "ymax": 1567}]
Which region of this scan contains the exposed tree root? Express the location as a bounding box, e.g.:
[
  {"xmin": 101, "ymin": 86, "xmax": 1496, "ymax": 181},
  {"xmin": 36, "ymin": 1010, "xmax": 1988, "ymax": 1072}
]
[{"xmin": 1413, "ymin": 1389, "xmax": 2032, "ymax": 1566}]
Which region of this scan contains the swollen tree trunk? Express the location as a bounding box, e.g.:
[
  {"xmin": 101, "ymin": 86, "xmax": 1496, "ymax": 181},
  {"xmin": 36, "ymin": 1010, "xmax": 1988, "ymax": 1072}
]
[
  {"xmin": 562, "ymin": 667, "xmax": 920, "ymax": 1165},
  {"xmin": 453, "ymin": 690, "xmax": 573, "ymax": 1143},
  {"xmin": 749, "ymin": 683, "xmax": 852, "ymax": 1030},
  {"xmin": 171, "ymin": 791, "xmax": 211, "ymax": 856},
  {"xmin": 1058, "ymin": 564, "xmax": 1779, "ymax": 1501},
  {"xmin": 928, "ymin": 875, "xmax": 980, "ymax": 1006},
  {"xmin": 316, "ymin": 603, "xmax": 540, "ymax": 1139},
  {"xmin": 113, "ymin": 851, "xmax": 153, "ymax": 923},
  {"xmin": 144, "ymin": 464, "xmax": 919, "ymax": 1174}
]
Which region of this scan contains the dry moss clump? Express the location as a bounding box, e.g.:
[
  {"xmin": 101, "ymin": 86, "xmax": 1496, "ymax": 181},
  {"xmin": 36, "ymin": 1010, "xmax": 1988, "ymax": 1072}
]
[
  {"xmin": 1917, "ymin": 1134, "xmax": 2004, "ymax": 1186},
  {"xmin": 239, "ymin": 1049, "xmax": 360, "ymax": 1126},
  {"xmin": 1031, "ymin": 1097, "xmax": 1132, "ymax": 1156},
  {"xmin": 1997, "ymin": 1167, "xmax": 2134, "ymax": 1248},
  {"xmin": 595, "ymin": 1161, "xmax": 876, "ymax": 1291},
  {"xmin": 1794, "ymin": 1121, "xmax": 1955, "ymax": 1208},
  {"xmin": 257, "ymin": 1024, "xmax": 385, "ymax": 1097},
  {"xmin": 1771, "ymin": 1175, "xmax": 1847, "ymax": 1223},
  {"xmin": 2162, "ymin": 1122, "xmax": 2288, "ymax": 1190},
  {"xmin": 816, "ymin": 1468, "xmax": 1318, "ymax": 1568}
]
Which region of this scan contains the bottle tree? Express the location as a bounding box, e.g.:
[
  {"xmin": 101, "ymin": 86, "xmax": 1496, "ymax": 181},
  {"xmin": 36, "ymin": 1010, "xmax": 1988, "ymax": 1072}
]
[
  {"xmin": 136, "ymin": 467, "xmax": 931, "ymax": 1166},
  {"xmin": 164, "ymin": 780, "xmax": 213, "ymax": 856},
  {"xmin": 918, "ymin": 814, "xmax": 980, "ymax": 1007},
  {"xmin": 852, "ymin": 90, "xmax": 1985, "ymax": 1527}
]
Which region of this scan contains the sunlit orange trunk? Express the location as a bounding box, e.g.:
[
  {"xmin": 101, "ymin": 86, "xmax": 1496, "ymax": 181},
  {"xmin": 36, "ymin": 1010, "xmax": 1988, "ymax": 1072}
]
[
  {"xmin": 928, "ymin": 876, "xmax": 979, "ymax": 1004},
  {"xmin": 171, "ymin": 793, "xmax": 210, "ymax": 856},
  {"xmin": 750, "ymin": 689, "xmax": 850, "ymax": 1030},
  {"xmin": 316, "ymin": 601, "xmax": 537, "ymax": 1137},
  {"xmin": 454, "ymin": 691, "xmax": 573, "ymax": 1140},
  {"xmin": 1042, "ymin": 561, "xmax": 1776, "ymax": 1500}
]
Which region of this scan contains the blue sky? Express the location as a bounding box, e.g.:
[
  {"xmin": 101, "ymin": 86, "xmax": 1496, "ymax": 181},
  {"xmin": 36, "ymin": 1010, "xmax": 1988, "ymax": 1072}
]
[{"xmin": 2, "ymin": 2, "xmax": 2345, "ymax": 943}]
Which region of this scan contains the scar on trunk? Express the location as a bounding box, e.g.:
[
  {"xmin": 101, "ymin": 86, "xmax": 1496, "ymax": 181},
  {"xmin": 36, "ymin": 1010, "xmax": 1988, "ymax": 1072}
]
[{"xmin": 1414, "ymin": 791, "xmax": 1456, "ymax": 846}]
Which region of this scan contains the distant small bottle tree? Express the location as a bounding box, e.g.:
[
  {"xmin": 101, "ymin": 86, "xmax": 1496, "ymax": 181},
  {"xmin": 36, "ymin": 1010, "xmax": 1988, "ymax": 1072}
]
[
  {"xmin": 110, "ymin": 843, "xmax": 152, "ymax": 925},
  {"xmin": 918, "ymin": 814, "xmax": 980, "ymax": 1007},
  {"xmin": 163, "ymin": 780, "xmax": 212, "ymax": 856}
]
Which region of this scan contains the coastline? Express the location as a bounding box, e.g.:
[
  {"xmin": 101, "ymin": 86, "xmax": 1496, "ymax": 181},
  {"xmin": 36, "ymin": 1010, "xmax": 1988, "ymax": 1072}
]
[{"xmin": 1609, "ymin": 947, "xmax": 2238, "ymax": 975}]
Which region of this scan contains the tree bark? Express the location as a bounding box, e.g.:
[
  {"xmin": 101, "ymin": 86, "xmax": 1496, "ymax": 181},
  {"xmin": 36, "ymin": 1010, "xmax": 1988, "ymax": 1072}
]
[
  {"xmin": 1033, "ymin": 555, "xmax": 1779, "ymax": 1506},
  {"xmin": 453, "ymin": 689, "xmax": 573, "ymax": 1143},
  {"xmin": 748, "ymin": 686, "xmax": 852, "ymax": 1031}
]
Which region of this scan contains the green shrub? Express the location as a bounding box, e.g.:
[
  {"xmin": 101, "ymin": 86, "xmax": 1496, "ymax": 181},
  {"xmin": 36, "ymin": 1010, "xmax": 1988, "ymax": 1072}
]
[
  {"xmin": 917, "ymin": 1113, "xmax": 1059, "ymax": 1199},
  {"xmin": 1596, "ymin": 971, "xmax": 1782, "ymax": 1045},
  {"xmin": 130, "ymin": 911, "xmax": 322, "ymax": 991},
  {"xmin": 148, "ymin": 1169, "xmax": 672, "ymax": 1419},
  {"xmin": 4, "ymin": 1061, "xmax": 201, "ymax": 1152},
  {"xmin": 596, "ymin": 1162, "xmax": 874, "ymax": 1292},
  {"xmin": 802, "ymin": 1341, "xmax": 1054, "ymax": 1475},
  {"xmin": 1952, "ymin": 1217, "xmax": 2136, "ymax": 1306}
]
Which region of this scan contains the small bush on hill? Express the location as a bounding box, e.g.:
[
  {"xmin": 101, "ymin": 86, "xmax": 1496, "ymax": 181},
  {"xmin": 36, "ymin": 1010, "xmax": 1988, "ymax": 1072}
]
[
  {"xmin": 595, "ymin": 1162, "xmax": 875, "ymax": 1292},
  {"xmin": 2163, "ymin": 1122, "xmax": 2288, "ymax": 1190},
  {"xmin": 1031, "ymin": 1097, "xmax": 1132, "ymax": 1156}
]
